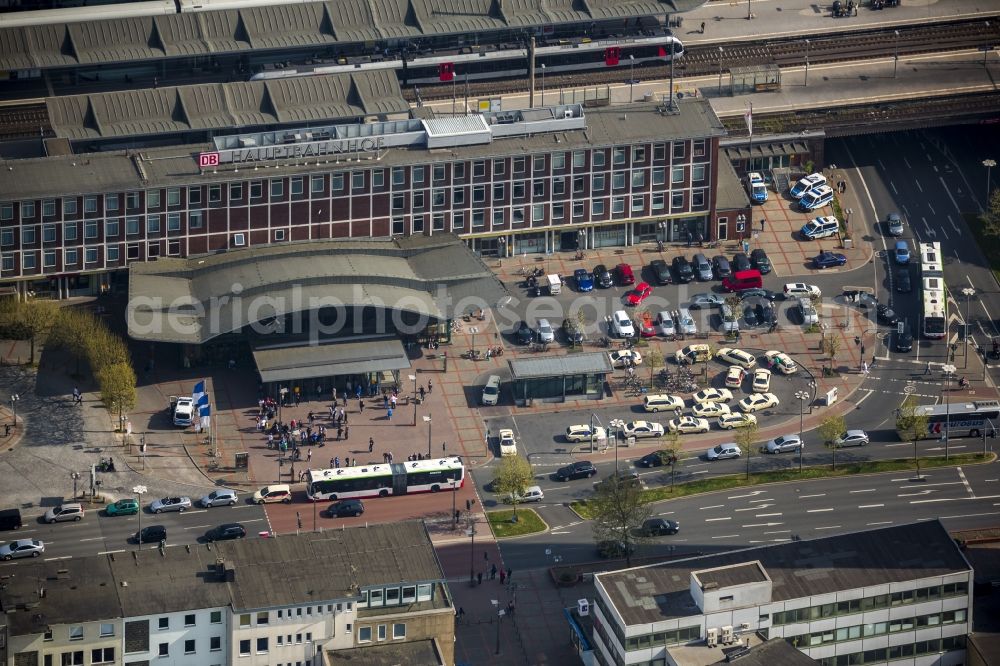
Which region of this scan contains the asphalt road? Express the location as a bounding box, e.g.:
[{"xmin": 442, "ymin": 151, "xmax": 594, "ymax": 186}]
[
  {"xmin": 496, "ymin": 458, "xmax": 1000, "ymax": 569},
  {"xmin": 0, "ymin": 501, "xmax": 268, "ymax": 566}
]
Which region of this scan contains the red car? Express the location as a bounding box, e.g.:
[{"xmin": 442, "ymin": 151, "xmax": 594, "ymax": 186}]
[
  {"xmin": 638, "ymin": 312, "xmax": 657, "ymax": 337},
  {"xmin": 615, "ymin": 263, "xmax": 635, "ymax": 285},
  {"xmin": 626, "ymin": 282, "xmax": 652, "ymax": 306}
]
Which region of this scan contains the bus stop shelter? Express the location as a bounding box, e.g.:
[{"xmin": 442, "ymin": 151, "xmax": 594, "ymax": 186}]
[{"xmin": 509, "ymin": 352, "xmax": 614, "ymax": 405}]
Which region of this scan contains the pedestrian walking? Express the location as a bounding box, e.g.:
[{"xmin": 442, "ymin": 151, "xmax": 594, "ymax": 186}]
[
  {"xmin": 760, "ymin": 218, "xmax": 766, "ymax": 231},
  {"xmin": 700, "ymin": 20, "xmax": 705, "ymax": 33},
  {"xmin": 387, "ymin": 407, "xmax": 393, "ymax": 420},
  {"xmin": 337, "ymin": 426, "xmax": 343, "ymax": 440},
  {"xmin": 506, "ymin": 567, "xmax": 512, "ymax": 582},
  {"xmin": 383, "ymin": 452, "xmax": 389, "ymax": 463},
  {"xmin": 359, "ymin": 398, "xmax": 364, "ymax": 412},
  {"xmin": 500, "ymin": 568, "xmax": 506, "ymax": 584},
  {"xmin": 925, "ymin": 361, "xmax": 932, "ymax": 375},
  {"xmin": 419, "ymin": 386, "xmax": 426, "ymax": 401},
  {"xmin": 428, "ymin": 379, "xmax": 433, "ymax": 394},
  {"xmin": 344, "ymin": 426, "xmax": 349, "ymax": 440},
  {"xmin": 457, "ymin": 607, "xmax": 465, "ymax": 623},
  {"xmin": 862, "ymin": 361, "xmax": 869, "ymax": 375},
  {"xmin": 390, "ymin": 394, "xmax": 397, "ymax": 409},
  {"xmin": 307, "ymin": 448, "xmax": 312, "ymax": 462},
  {"xmin": 871, "ymin": 355, "xmax": 877, "ymax": 367},
  {"xmin": 335, "ymin": 456, "xmax": 340, "ymax": 468},
  {"xmin": 477, "ymin": 571, "xmax": 483, "ymax": 585},
  {"xmin": 369, "ymin": 437, "xmax": 375, "ymax": 453},
  {"xmin": 329, "ymin": 405, "xmax": 335, "ymax": 419},
  {"xmin": 73, "ymin": 387, "xmax": 82, "ymax": 404},
  {"xmin": 490, "ymin": 563, "xmax": 497, "ymax": 580},
  {"xmin": 351, "ymin": 457, "xmax": 356, "ymax": 467},
  {"xmin": 342, "ymin": 410, "xmax": 348, "ymax": 424}
]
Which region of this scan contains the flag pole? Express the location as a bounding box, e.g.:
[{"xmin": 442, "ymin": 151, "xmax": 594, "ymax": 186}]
[{"xmin": 745, "ymin": 102, "xmax": 753, "ymax": 172}]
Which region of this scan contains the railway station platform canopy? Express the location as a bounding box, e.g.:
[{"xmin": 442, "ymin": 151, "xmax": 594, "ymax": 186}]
[
  {"xmin": 45, "ymin": 71, "xmax": 408, "ymax": 144},
  {"xmin": 125, "ymin": 233, "xmax": 509, "ymax": 346},
  {"xmin": 0, "ymin": 0, "xmax": 707, "ymax": 73},
  {"xmin": 509, "ymin": 352, "xmax": 614, "ymax": 405}
]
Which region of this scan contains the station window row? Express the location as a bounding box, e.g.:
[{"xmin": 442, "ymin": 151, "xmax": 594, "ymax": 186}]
[
  {"xmin": 771, "ymin": 581, "xmax": 968, "ymax": 625},
  {"xmin": 786, "ymin": 608, "xmax": 966, "ymax": 648}
]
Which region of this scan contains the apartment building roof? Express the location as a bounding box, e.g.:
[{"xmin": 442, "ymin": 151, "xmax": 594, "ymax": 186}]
[
  {"xmin": 0, "ymin": 521, "xmax": 446, "ymax": 636},
  {"xmin": 596, "ymin": 521, "xmax": 970, "ymax": 627},
  {"xmin": 326, "ymin": 638, "xmax": 444, "ymax": 666},
  {"xmin": 0, "ymin": 99, "xmax": 726, "ymax": 201}
]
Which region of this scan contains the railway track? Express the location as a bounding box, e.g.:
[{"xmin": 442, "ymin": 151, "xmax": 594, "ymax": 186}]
[
  {"xmin": 406, "ymin": 16, "xmax": 1000, "ymax": 101},
  {"xmin": 0, "ymin": 103, "xmax": 51, "ymax": 142}
]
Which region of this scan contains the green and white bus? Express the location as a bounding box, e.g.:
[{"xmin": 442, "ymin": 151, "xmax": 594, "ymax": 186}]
[{"xmin": 306, "ymin": 456, "xmax": 465, "ymax": 500}]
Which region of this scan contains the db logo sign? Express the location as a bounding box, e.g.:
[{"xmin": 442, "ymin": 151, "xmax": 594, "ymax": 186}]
[{"xmin": 198, "ymin": 152, "xmax": 220, "ymax": 168}]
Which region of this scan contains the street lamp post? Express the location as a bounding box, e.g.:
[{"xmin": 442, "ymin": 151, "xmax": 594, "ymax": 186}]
[
  {"xmin": 540, "ymin": 64, "xmax": 545, "ymax": 106},
  {"xmin": 717, "ymin": 47, "xmax": 724, "ymax": 95},
  {"xmin": 845, "ymin": 208, "xmax": 853, "ymax": 234},
  {"xmin": 133, "ymin": 484, "xmax": 147, "ymax": 551},
  {"xmin": 9, "ymin": 394, "xmax": 19, "ymax": 426},
  {"xmin": 962, "ymin": 287, "xmax": 975, "ymax": 369},
  {"xmin": 495, "ymin": 604, "xmax": 504, "ymax": 655},
  {"xmin": 467, "ymin": 515, "xmax": 477, "ymax": 586},
  {"xmin": 983, "ymin": 159, "xmax": 996, "ymax": 207},
  {"xmin": 804, "ymin": 39, "xmax": 811, "ymax": 86},
  {"xmin": 795, "ymin": 390, "xmax": 809, "ymax": 472},
  {"xmin": 71, "ymin": 471, "xmax": 79, "ymax": 499},
  {"xmin": 942, "ymin": 364, "xmax": 957, "ymax": 461},
  {"xmin": 589, "ymin": 413, "xmax": 605, "ymax": 454},
  {"xmin": 409, "ymin": 374, "xmax": 417, "ymax": 425},
  {"xmin": 423, "ymin": 415, "xmax": 432, "ymax": 458},
  {"xmin": 451, "ymin": 478, "xmax": 459, "ymax": 529},
  {"xmin": 628, "ymin": 55, "xmax": 635, "ymax": 103},
  {"xmin": 893, "ymin": 30, "xmax": 900, "ymax": 78},
  {"xmin": 609, "ymin": 419, "xmax": 625, "ymax": 472}
]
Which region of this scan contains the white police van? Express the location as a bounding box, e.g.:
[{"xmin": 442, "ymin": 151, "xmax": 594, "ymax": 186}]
[
  {"xmin": 789, "ymin": 173, "xmax": 827, "ymax": 199},
  {"xmin": 798, "ymin": 185, "xmax": 834, "ymax": 212},
  {"xmin": 747, "ymin": 172, "xmax": 768, "ymax": 203},
  {"xmin": 800, "ymin": 215, "xmax": 840, "ymax": 240}
]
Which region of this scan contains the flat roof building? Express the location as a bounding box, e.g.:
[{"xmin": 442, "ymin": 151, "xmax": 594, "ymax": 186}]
[
  {"xmin": 0, "ymin": 98, "xmax": 726, "ymax": 300},
  {"xmin": 590, "ymin": 521, "xmax": 972, "ymax": 666}
]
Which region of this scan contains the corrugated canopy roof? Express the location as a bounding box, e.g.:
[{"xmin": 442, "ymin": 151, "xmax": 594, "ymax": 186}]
[
  {"xmin": 0, "ymin": 0, "xmax": 706, "ymax": 70},
  {"xmin": 253, "ymin": 339, "xmax": 411, "ymax": 383},
  {"xmin": 45, "ymin": 70, "xmax": 406, "ymax": 140},
  {"xmin": 509, "ymin": 352, "xmax": 614, "ymax": 378},
  {"xmin": 126, "ymin": 234, "xmax": 509, "ymax": 344}
]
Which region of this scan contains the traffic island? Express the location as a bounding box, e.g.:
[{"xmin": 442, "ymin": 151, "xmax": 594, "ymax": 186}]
[
  {"xmin": 486, "ymin": 508, "xmax": 547, "ymax": 538},
  {"xmin": 569, "ymin": 452, "xmax": 996, "ymax": 519}
]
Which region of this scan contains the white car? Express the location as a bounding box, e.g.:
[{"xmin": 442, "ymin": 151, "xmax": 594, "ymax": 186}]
[
  {"xmin": 499, "ymin": 429, "xmax": 517, "ymax": 457},
  {"xmin": 738, "ymin": 392, "xmax": 780, "ymax": 413},
  {"xmin": 718, "ymin": 412, "xmax": 757, "ymax": 430},
  {"xmin": 716, "ymin": 347, "xmax": 757, "ymax": 369},
  {"xmin": 789, "ymin": 172, "xmax": 827, "ymax": 199},
  {"xmin": 536, "ymin": 318, "xmax": 555, "ymax": 343},
  {"xmin": 623, "ymin": 420, "xmax": 665, "ymax": 439},
  {"xmin": 668, "ymin": 416, "xmax": 711, "ymax": 434},
  {"xmin": 692, "ymin": 401, "xmax": 731, "ymax": 418},
  {"xmin": 692, "ymin": 388, "xmax": 733, "ymax": 405},
  {"xmin": 565, "ymin": 424, "xmax": 607, "ymax": 443},
  {"xmin": 656, "ymin": 311, "xmax": 676, "ymax": 337},
  {"xmin": 764, "ymin": 350, "xmax": 798, "ymax": 375},
  {"xmin": 765, "ymin": 434, "xmax": 802, "ymax": 454},
  {"xmin": 643, "ymin": 394, "xmax": 686, "ymax": 412},
  {"xmin": 611, "ymin": 310, "xmax": 636, "ymax": 338},
  {"xmin": 783, "ymin": 283, "xmax": 822, "ymax": 299},
  {"xmin": 752, "ymin": 368, "xmax": 772, "ymax": 393},
  {"xmin": 725, "ymin": 366, "xmax": 747, "ymax": 388},
  {"xmin": 707, "ymin": 443, "xmax": 742, "ymax": 460},
  {"xmin": 609, "ymin": 350, "xmax": 643, "ymax": 368}
]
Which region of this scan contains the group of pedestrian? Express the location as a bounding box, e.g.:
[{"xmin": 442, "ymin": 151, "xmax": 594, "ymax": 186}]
[{"xmin": 382, "ymin": 451, "xmax": 395, "ymax": 464}]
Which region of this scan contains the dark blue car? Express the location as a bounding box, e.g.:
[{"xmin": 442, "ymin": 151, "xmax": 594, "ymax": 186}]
[
  {"xmin": 574, "ymin": 268, "xmax": 594, "ymax": 292},
  {"xmin": 813, "ymin": 251, "xmax": 847, "ymax": 269}
]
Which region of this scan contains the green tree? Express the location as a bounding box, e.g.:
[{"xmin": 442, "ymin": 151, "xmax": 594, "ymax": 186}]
[
  {"xmin": 736, "ymin": 421, "xmax": 759, "ymax": 480},
  {"xmin": 7, "ymin": 298, "xmax": 59, "ymax": 365},
  {"xmin": 822, "ymin": 333, "xmax": 842, "ymax": 375},
  {"xmin": 492, "ymin": 455, "xmax": 534, "ymax": 521},
  {"xmin": 662, "ymin": 433, "xmax": 683, "ymax": 490},
  {"xmin": 977, "ymin": 188, "xmax": 1000, "ymax": 238},
  {"xmin": 590, "ymin": 476, "xmax": 651, "ymax": 568},
  {"xmin": 896, "ymin": 395, "xmax": 930, "ymax": 475},
  {"xmin": 647, "ymin": 345, "xmax": 664, "ymax": 389},
  {"xmin": 819, "ymin": 414, "xmax": 847, "ymax": 470},
  {"xmin": 97, "ymin": 363, "xmax": 137, "ymax": 428},
  {"xmin": 48, "ymin": 308, "xmax": 94, "ymax": 377}
]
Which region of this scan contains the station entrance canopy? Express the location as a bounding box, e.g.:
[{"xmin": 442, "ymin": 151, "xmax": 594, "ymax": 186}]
[
  {"xmin": 252, "ymin": 338, "xmax": 410, "ymax": 384},
  {"xmin": 126, "ymin": 234, "xmax": 508, "ymax": 345}
]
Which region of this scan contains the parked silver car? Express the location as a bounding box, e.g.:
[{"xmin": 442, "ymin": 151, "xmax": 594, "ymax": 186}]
[
  {"xmin": 150, "ymin": 497, "xmax": 192, "ymax": 514},
  {"xmin": 199, "ymin": 489, "xmax": 238, "ymax": 508},
  {"xmin": 44, "ymin": 503, "xmax": 84, "ymax": 523}
]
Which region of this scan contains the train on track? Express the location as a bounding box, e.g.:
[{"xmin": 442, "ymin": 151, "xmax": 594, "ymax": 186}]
[{"xmin": 250, "ymin": 34, "xmax": 684, "ymax": 86}]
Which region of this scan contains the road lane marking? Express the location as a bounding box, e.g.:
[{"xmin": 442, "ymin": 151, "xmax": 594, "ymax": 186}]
[
  {"xmin": 814, "ymin": 525, "xmax": 842, "ymax": 530},
  {"xmin": 78, "ymin": 537, "xmax": 104, "ymax": 542},
  {"xmin": 895, "ymin": 481, "xmax": 963, "ymax": 488},
  {"xmin": 799, "ymin": 494, "xmax": 826, "ymax": 499},
  {"xmin": 806, "ymin": 508, "xmax": 834, "ymax": 513},
  {"xmin": 958, "ymin": 467, "xmax": 974, "ymax": 497},
  {"xmin": 705, "ymin": 517, "xmax": 732, "ymax": 522},
  {"xmin": 727, "ymin": 491, "xmax": 765, "ymax": 499},
  {"xmin": 43, "ymin": 556, "xmax": 71, "ymax": 561},
  {"xmin": 710, "ymin": 534, "xmax": 740, "ymax": 539},
  {"xmin": 749, "ymin": 498, "xmax": 774, "ymax": 503},
  {"xmin": 184, "ymin": 524, "xmax": 212, "ymax": 530},
  {"xmin": 849, "ymin": 489, "xmax": 876, "ymax": 493},
  {"xmin": 858, "ymin": 504, "xmax": 885, "ymax": 509},
  {"xmin": 854, "ymin": 389, "xmax": 875, "ymax": 407},
  {"xmin": 910, "ymin": 494, "xmax": 1000, "ymax": 504},
  {"xmin": 699, "ymin": 505, "xmax": 725, "ymax": 510},
  {"xmin": 98, "ymin": 549, "xmax": 126, "ymax": 555},
  {"xmin": 934, "ymin": 510, "xmax": 1000, "ymax": 520},
  {"xmin": 755, "ymin": 513, "xmax": 782, "ymax": 517},
  {"xmin": 867, "ymin": 521, "xmax": 893, "ymax": 526},
  {"xmin": 763, "ymin": 529, "xmax": 791, "ymax": 534},
  {"xmin": 898, "ymin": 490, "xmax": 934, "ymax": 497},
  {"xmin": 550, "ymin": 531, "xmax": 571, "ymax": 535},
  {"xmin": 743, "ymin": 522, "xmax": 783, "ymax": 528}
]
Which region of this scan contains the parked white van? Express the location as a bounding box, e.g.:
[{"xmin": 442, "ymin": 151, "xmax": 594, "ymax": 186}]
[{"xmin": 481, "ymin": 375, "xmax": 501, "ymax": 406}]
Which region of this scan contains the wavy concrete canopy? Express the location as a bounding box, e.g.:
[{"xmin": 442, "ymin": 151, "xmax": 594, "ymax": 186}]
[{"xmin": 126, "ymin": 234, "xmax": 508, "ymax": 345}]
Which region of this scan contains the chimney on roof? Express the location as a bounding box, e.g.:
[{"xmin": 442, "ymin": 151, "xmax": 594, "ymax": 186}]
[{"xmin": 216, "ymin": 558, "xmax": 235, "ymax": 583}]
